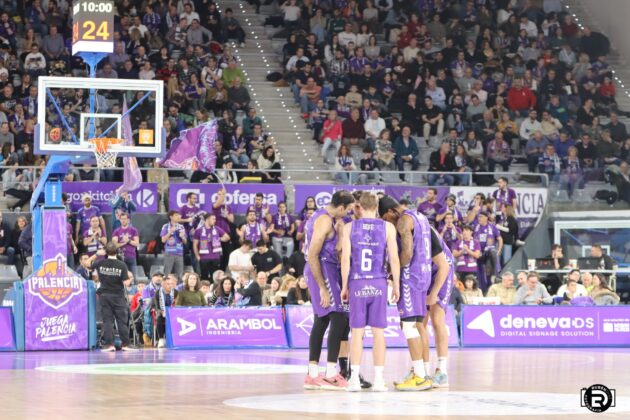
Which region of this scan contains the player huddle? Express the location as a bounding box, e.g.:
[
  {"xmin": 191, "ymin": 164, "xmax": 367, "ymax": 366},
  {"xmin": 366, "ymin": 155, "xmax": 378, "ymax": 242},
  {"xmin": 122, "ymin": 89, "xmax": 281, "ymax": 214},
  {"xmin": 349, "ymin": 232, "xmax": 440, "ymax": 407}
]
[{"xmin": 303, "ymin": 190, "xmax": 455, "ymax": 392}]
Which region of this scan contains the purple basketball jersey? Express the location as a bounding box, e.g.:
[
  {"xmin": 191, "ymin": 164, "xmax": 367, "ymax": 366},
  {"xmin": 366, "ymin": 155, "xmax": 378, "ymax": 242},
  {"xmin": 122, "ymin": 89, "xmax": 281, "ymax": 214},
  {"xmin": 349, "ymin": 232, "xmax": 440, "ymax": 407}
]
[
  {"xmin": 304, "ymin": 208, "xmax": 338, "ymax": 265},
  {"xmin": 431, "ymin": 231, "xmax": 455, "ymax": 310},
  {"xmin": 397, "ymin": 210, "xmax": 433, "ymax": 319},
  {"xmin": 304, "ymin": 208, "xmax": 344, "ymax": 316},
  {"xmin": 400, "ymin": 210, "xmax": 433, "ymax": 291},
  {"xmin": 349, "ymin": 218, "xmax": 387, "ymax": 281}
]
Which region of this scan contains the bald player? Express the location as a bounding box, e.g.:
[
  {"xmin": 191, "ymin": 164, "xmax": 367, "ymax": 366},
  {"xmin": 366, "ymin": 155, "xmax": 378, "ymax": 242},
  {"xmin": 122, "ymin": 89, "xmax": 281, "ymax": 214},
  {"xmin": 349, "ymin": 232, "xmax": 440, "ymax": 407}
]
[{"xmin": 379, "ymin": 196, "xmax": 450, "ymax": 391}]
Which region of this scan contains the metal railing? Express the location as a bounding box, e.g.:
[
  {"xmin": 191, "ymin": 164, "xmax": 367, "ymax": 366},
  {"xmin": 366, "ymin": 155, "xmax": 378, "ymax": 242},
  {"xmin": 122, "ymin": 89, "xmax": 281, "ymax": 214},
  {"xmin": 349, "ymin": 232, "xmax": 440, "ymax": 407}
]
[{"xmin": 0, "ymin": 165, "xmax": 549, "ymax": 186}]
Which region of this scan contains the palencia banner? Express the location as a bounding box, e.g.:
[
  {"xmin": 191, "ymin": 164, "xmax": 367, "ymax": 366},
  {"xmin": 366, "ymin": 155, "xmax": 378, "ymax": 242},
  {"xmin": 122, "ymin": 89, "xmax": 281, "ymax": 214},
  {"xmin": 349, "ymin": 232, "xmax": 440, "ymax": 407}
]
[
  {"xmin": 169, "ymin": 184, "xmax": 285, "ymax": 214},
  {"xmin": 166, "ymin": 307, "xmax": 288, "ymax": 349},
  {"xmin": 462, "ymin": 305, "xmax": 630, "ymax": 347},
  {"xmin": 285, "ymin": 305, "xmax": 459, "ymax": 348},
  {"xmin": 24, "ymin": 254, "xmax": 88, "ymax": 350}
]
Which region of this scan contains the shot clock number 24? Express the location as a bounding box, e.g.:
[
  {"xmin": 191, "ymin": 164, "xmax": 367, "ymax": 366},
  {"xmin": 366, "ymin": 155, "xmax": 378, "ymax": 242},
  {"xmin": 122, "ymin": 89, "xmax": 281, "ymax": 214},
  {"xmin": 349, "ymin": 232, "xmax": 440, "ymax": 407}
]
[{"xmin": 72, "ymin": 0, "xmax": 114, "ymax": 47}]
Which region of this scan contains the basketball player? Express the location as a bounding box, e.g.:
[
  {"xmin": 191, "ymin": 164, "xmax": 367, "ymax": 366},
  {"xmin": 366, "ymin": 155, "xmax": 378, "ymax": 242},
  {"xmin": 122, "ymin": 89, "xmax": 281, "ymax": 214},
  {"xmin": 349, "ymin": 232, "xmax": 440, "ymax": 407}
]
[
  {"xmin": 420, "ymin": 230, "xmax": 455, "ymax": 388},
  {"xmin": 303, "ymin": 190, "xmax": 355, "ymax": 390},
  {"xmin": 341, "ymin": 192, "xmax": 400, "ymax": 392},
  {"xmin": 337, "ymin": 190, "xmax": 372, "ymax": 389},
  {"xmin": 379, "ymin": 196, "xmax": 450, "ymax": 391}
]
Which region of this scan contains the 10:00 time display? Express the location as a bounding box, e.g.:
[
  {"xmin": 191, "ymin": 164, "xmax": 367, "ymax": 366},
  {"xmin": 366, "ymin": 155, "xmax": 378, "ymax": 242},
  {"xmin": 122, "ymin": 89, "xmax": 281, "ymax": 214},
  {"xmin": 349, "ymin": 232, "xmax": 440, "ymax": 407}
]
[{"xmin": 79, "ymin": 1, "xmax": 113, "ymax": 13}]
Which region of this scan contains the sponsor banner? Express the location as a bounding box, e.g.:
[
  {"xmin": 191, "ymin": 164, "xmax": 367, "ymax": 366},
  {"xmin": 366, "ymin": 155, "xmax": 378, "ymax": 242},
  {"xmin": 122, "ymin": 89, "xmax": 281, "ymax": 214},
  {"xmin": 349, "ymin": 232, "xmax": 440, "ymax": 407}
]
[
  {"xmin": 166, "ymin": 307, "xmax": 288, "ymax": 348},
  {"xmin": 63, "ymin": 182, "xmax": 158, "ymax": 213},
  {"xmin": 294, "ymin": 185, "xmax": 547, "ymax": 237},
  {"xmin": 0, "ymin": 307, "xmax": 15, "ymax": 350},
  {"xmin": 294, "ymin": 185, "xmax": 449, "ymax": 212},
  {"xmin": 285, "ymin": 305, "xmax": 459, "ymax": 348},
  {"xmin": 24, "ymin": 254, "xmax": 88, "ymax": 350},
  {"xmin": 450, "ymin": 186, "xmax": 547, "ymax": 237},
  {"xmin": 169, "ymin": 184, "xmax": 285, "ymax": 215},
  {"xmin": 462, "ymin": 305, "xmax": 630, "ymax": 347}
]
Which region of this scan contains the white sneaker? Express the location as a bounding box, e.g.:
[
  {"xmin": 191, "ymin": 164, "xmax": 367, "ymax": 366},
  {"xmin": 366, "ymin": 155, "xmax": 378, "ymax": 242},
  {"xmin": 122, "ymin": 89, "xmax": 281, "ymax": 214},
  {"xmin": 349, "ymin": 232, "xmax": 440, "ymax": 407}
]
[
  {"xmin": 346, "ymin": 381, "xmax": 361, "ymax": 392},
  {"xmin": 157, "ymin": 338, "xmax": 166, "ymax": 348},
  {"xmin": 372, "ymin": 381, "xmax": 388, "ymax": 392}
]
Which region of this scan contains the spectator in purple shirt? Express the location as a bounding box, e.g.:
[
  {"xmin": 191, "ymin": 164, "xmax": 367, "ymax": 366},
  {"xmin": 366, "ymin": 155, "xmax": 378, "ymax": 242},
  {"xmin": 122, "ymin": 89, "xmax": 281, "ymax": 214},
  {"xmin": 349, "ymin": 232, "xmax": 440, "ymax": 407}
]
[
  {"xmin": 417, "ymin": 187, "xmax": 442, "ymax": 226},
  {"xmin": 491, "ymin": 177, "xmax": 517, "ymax": 213},
  {"xmin": 179, "ymin": 192, "xmax": 200, "ymax": 235},
  {"xmin": 453, "ymin": 225, "xmax": 482, "ymax": 280},
  {"xmin": 435, "ymin": 194, "xmax": 463, "ymax": 228},
  {"xmin": 193, "ymin": 213, "xmax": 230, "ymax": 282},
  {"xmin": 248, "ymin": 192, "xmax": 270, "ymax": 223},
  {"xmin": 75, "ymin": 194, "xmax": 105, "ymax": 243},
  {"xmin": 439, "ymin": 212, "xmax": 462, "ymax": 251},
  {"xmin": 112, "ymin": 213, "xmax": 140, "ymax": 274},
  {"xmin": 82, "ymin": 216, "xmax": 107, "ymax": 260},
  {"xmin": 160, "ymin": 211, "xmax": 187, "ymax": 279},
  {"xmin": 268, "ymin": 202, "xmax": 295, "ymax": 260},
  {"xmin": 474, "ymin": 212, "xmax": 503, "ymax": 292}
]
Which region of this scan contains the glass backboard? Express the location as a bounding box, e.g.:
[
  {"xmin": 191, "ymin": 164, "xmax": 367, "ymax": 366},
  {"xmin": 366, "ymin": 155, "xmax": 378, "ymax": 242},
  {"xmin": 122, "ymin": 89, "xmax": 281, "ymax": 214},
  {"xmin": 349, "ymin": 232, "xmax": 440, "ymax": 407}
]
[{"xmin": 35, "ymin": 76, "xmax": 165, "ymax": 157}]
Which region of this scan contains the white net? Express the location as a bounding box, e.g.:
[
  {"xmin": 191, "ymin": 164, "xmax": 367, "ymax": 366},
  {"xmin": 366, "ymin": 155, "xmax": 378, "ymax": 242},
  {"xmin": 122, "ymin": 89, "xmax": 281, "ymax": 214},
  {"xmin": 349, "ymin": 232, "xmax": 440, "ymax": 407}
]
[{"xmin": 89, "ymin": 139, "xmax": 122, "ymax": 168}]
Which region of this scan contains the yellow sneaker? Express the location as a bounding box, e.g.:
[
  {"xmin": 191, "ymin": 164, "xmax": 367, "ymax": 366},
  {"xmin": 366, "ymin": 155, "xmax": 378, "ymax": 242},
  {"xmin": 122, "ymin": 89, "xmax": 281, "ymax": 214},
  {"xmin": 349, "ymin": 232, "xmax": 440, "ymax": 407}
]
[
  {"xmin": 143, "ymin": 333, "xmax": 152, "ymax": 347},
  {"xmin": 395, "ymin": 374, "xmax": 433, "ymax": 392},
  {"xmin": 393, "ymin": 369, "xmax": 414, "ymax": 386}
]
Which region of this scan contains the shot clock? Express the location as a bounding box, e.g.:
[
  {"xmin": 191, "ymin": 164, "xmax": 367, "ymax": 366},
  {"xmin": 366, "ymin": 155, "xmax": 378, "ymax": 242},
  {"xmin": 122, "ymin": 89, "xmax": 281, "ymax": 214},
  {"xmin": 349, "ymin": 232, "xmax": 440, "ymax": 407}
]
[{"xmin": 72, "ymin": 0, "xmax": 115, "ymax": 55}]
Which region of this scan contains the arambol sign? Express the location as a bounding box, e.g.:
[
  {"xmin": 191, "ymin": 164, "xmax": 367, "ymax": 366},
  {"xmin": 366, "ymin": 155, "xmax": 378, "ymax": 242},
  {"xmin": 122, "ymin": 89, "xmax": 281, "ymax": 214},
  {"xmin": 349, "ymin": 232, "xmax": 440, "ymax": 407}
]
[
  {"xmin": 166, "ymin": 307, "xmax": 288, "ymax": 348},
  {"xmin": 462, "ymin": 305, "xmax": 630, "ymax": 347}
]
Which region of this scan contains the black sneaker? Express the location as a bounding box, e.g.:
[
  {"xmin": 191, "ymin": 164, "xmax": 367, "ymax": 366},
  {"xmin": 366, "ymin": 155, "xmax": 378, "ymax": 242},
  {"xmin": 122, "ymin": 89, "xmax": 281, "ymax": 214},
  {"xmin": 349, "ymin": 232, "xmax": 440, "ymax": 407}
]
[
  {"xmin": 359, "ymin": 374, "xmax": 372, "ymax": 389},
  {"xmin": 341, "ymin": 369, "xmax": 372, "ymax": 389}
]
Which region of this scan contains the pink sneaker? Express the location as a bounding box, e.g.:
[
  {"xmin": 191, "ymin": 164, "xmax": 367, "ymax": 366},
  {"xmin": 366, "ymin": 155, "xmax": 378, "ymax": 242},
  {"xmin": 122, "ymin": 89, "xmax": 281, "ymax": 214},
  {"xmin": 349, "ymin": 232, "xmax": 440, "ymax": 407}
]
[
  {"xmin": 321, "ymin": 374, "xmax": 348, "ymax": 391},
  {"xmin": 303, "ymin": 374, "xmax": 326, "ymax": 390}
]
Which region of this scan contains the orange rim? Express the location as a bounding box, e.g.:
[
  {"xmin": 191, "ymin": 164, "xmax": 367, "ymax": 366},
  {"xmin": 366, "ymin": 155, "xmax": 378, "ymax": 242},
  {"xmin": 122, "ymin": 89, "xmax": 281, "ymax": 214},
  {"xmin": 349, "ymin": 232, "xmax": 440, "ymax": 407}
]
[{"xmin": 88, "ymin": 138, "xmax": 124, "ymax": 153}]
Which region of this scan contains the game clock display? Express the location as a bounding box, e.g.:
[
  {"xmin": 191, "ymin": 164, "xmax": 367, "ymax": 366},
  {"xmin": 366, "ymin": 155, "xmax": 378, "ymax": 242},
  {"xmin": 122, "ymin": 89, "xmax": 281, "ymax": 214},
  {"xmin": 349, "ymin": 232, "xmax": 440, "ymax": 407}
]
[{"xmin": 71, "ymin": 0, "xmax": 115, "ymax": 55}]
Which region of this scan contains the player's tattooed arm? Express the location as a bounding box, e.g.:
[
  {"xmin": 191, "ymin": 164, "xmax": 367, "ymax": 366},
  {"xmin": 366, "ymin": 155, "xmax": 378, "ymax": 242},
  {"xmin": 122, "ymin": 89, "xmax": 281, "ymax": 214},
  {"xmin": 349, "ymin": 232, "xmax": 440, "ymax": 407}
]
[{"xmin": 397, "ymin": 214, "xmax": 414, "ymax": 267}]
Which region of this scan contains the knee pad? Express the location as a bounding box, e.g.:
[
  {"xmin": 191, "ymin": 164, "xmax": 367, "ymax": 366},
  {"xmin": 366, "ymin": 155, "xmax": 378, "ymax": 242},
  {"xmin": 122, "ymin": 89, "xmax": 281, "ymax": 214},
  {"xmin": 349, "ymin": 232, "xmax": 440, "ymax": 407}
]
[{"xmin": 402, "ymin": 321, "xmax": 420, "ymax": 340}]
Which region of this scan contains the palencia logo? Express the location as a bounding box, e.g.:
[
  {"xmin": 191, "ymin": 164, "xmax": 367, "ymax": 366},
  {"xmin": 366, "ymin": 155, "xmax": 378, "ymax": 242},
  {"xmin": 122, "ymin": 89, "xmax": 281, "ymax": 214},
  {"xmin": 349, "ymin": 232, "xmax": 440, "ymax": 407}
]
[{"xmin": 467, "ymin": 310, "xmax": 595, "ymax": 338}]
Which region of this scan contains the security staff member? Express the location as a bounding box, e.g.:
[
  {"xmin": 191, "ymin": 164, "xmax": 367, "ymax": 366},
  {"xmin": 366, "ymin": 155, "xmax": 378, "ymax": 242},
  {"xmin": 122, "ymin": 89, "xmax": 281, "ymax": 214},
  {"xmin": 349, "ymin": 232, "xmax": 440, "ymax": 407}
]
[{"xmin": 93, "ymin": 242, "xmax": 136, "ymax": 351}]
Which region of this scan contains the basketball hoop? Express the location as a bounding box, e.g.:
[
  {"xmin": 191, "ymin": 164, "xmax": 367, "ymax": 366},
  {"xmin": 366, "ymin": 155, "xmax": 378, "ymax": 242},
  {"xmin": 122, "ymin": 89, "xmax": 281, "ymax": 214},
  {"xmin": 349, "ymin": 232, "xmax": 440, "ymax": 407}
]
[{"xmin": 88, "ymin": 138, "xmax": 124, "ymax": 168}]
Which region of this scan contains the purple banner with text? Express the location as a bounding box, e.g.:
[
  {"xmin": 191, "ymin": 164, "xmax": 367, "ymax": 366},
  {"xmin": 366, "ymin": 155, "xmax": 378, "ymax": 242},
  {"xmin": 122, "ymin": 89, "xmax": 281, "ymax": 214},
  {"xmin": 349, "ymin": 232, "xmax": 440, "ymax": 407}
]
[
  {"xmin": 169, "ymin": 184, "xmax": 285, "ymax": 215},
  {"xmin": 285, "ymin": 305, "xmax": 459, "ymax": 348},
  {"xmin": 462, "ymin": 305, "xmax": 630, "ymax": 347},
  {"xmin": 63, "ymin": 182, "xmax": 158, "ymax": 213},
  {"xmin": 0, "ymin": 307, "xmax": 15, "ymax": 350},
  {"xmin": 166, "ymin": 307, "xmax": 288, "ymax": 348},
  {"xmin": 24, "ymin": 255, "xmax": 88, "ymax": 350},
  {"xmin": 294, "ymin": 184, "xmax": 547, "ymax": 237}
]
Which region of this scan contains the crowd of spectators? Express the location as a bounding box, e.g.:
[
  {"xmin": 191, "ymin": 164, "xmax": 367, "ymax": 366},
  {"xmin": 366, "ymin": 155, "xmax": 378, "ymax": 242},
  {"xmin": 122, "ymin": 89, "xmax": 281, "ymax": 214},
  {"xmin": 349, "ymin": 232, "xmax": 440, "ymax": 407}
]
[
  {"xmin": 0, "ymin": 0, "xmax": 287, "ymax": 209},
  {"xmin": 275, "ymin": 0, "xmax": 630, "ymax": 196}
]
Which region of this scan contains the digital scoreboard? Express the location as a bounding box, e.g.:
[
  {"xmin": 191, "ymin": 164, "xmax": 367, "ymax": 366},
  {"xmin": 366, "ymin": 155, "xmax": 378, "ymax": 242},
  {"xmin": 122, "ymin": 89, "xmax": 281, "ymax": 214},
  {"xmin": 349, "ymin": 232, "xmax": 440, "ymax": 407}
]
[{"xmin": 72, "ymin": 0, "xmax": 115, "ymax": 55}]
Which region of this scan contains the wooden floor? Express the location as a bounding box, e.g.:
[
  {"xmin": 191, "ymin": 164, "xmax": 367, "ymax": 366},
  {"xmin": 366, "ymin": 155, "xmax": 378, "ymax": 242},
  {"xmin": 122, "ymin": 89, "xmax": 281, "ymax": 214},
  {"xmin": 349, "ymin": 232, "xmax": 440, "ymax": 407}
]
[{"xmin": 0, "ymin": 348, "xmax": 628, "ymax": 419}]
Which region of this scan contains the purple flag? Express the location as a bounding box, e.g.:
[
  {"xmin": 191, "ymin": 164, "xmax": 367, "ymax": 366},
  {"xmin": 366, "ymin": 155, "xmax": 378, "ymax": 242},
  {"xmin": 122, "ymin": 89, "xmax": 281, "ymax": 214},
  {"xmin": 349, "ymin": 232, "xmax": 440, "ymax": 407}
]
[
  {"xmin": 119, "ymin": 98, "xmax": 142, "ymax": 193},
  {"xmin": 161, "ymin": 120, "xmax": 217, "ymax": 172}
]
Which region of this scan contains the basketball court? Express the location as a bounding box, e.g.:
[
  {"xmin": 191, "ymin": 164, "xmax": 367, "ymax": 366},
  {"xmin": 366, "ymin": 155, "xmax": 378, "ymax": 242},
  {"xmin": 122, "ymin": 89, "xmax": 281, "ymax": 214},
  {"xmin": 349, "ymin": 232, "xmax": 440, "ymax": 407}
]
[{"xmin": 0, "ymin": 347, "xmax": 628, "ymax": 419}]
